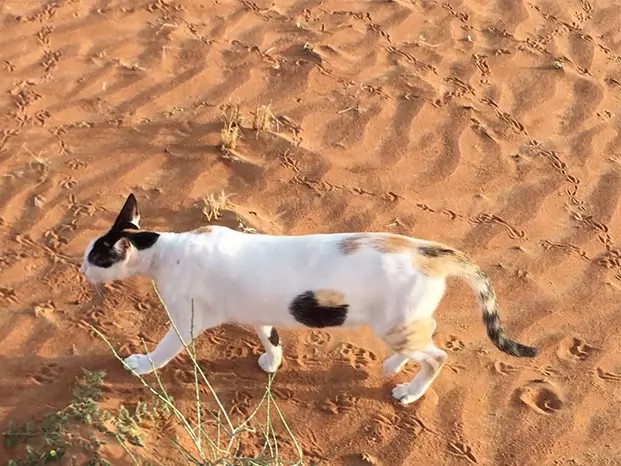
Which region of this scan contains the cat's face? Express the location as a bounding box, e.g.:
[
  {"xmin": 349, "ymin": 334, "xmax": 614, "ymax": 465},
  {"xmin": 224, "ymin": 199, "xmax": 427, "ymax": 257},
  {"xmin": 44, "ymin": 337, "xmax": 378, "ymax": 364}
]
[{"xmin": 80, "ymin": 194, "xmax": 159, "ymax": 284}]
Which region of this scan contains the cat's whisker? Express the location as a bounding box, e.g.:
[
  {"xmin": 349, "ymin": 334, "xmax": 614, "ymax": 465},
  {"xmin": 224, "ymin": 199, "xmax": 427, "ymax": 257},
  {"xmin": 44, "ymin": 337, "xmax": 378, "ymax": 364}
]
[{"xmin": 91, "ymin": 283, "xmax": 105, "ymax": 305}]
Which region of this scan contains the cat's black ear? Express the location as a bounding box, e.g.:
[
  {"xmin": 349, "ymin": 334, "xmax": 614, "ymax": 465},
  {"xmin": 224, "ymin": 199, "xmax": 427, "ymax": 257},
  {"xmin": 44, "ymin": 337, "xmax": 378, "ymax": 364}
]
[
  {"xmin": 112, "ymin": 193, "xmax": 140, "ymax": 230},
  {"xmin": 127, "ymin": 231, "xmax": 160, "ymax": 250}
]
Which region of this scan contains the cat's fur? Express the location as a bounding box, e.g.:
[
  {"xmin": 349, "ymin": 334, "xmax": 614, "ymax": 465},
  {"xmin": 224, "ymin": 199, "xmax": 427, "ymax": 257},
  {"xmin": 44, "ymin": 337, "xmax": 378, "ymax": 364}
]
[{"xmin": 80, "ymin": 194, "xmax": 537, "ymax": 404}]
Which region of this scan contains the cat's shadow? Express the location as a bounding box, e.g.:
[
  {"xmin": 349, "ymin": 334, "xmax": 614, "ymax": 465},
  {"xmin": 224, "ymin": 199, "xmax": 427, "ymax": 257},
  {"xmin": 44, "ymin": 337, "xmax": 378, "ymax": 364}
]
[
  {"xmin": 167, "ymin": 353, "xmax": 391, "ymax": 408},
  {"xmin": 0, "ymin": 351, "xmax": 393, "ymax": 428}
]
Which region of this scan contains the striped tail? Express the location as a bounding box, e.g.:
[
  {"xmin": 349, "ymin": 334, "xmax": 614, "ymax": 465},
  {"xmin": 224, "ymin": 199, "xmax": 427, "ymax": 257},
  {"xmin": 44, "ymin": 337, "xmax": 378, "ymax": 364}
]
[{"xmin": 416, "ymin": 245, "xmax": 538, "ymax": 358}]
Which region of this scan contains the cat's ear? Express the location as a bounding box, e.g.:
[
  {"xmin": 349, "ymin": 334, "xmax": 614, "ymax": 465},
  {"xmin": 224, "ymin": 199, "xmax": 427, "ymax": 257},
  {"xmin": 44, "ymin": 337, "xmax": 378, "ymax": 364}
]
[
  {"xmin": 112, "ymin": 193, "xmax": 140, "ymax": 230},
  {"xmin": 127, "ymin": 231, "xmax": 160, "ymax": 250},
  {"xmin": 114, "ymin": 237, "xmax": 132, "ymax": 254}
]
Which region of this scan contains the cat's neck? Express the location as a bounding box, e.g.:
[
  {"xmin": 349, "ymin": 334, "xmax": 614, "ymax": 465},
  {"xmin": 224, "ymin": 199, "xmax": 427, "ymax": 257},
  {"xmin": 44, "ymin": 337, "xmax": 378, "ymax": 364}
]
[
  {"xmin": 129, "ymin": 232, "xmax": 177, "ymax": 281},
  {"xmin": 136, "ymin": 231, "xmax": 207, "ymax": 282}
]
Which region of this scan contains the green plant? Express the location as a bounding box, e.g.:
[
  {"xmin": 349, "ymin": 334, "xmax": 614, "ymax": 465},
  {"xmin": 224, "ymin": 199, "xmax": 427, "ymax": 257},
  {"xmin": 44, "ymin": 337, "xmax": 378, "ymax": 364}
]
[
  {"xmin": 90, "ymin": 282, "xmax": 306, "ymax": 465},
  {"xmin": 3, "ymin": 369, "xmax": 170, "ymax": 465},
  {"xmin": 5, "ymin": 289, "xmax": 305, "ymax": 464}
]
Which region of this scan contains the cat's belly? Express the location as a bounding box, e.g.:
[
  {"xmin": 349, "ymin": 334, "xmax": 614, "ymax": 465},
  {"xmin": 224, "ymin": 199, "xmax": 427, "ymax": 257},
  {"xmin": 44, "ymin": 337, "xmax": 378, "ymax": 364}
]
[{"xmin": 222, "ymin": 285, "xmax": 383, "ymax": 329}]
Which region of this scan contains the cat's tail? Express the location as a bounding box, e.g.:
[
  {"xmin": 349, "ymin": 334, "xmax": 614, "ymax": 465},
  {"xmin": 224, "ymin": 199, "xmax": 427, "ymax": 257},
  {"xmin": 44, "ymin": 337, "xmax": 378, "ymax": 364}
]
[{"xmin": 414, "ymin": 244, "xmax": 538, "ymax": 358}]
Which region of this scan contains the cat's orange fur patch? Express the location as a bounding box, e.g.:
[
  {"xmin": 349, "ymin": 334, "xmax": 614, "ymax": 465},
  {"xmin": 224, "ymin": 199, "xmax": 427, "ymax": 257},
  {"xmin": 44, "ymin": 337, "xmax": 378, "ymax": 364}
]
[
  {"xmin": 384, "ymin": 318, "xmax": 437, "ymax": 353},
  {"xmin": 412, "ymin": 245, "xmax": 469, "ymax": 278},
  {"xmin": 371, "ymin": 235, "xmax": 413, "ymax": 253},
  {"xmin": 192, "ymin": 226, "xmax": 213, "ymax": 234},
  {"xmin": 314, "ymin": 289, "xmax": 346, "ymax": 307}
]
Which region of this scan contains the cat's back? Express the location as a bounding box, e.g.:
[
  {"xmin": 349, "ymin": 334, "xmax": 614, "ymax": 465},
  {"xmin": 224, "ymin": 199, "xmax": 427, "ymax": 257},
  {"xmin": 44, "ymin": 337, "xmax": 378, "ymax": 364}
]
[{"xmin": 198, "ymin": 227, "xmax": 429, "ymax": 260}]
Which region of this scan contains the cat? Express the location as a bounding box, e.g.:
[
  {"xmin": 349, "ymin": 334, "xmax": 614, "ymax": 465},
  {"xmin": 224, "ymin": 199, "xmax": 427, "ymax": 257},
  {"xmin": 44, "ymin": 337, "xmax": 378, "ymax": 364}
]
[{"xmin": 80, "ymin": 193, "xmax": 537, "ymax": 404}]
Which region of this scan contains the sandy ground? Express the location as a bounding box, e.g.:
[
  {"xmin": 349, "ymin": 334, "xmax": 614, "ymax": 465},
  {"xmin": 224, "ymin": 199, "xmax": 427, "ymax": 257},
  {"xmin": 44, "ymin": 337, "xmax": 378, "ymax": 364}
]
[{"xmin": 1, "ymin": 0, "xmax": 621, "ymax": 465}]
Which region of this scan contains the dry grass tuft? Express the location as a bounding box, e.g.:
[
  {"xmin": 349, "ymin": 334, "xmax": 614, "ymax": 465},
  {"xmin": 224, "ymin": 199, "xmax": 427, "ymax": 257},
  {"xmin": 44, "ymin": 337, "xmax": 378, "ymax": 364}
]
[
  {"xmin": 252, "ymin": 104, "xmax": 275, "ymax": 132},
  {"xmin": 202, "ymin": 190, "xmax": 232, "ymax": 222},
  {"xmin": 219, "ymin": 104, "xmax": 242, "ymax": 152},
  {"xmin": 361, "ymin": 452, "xmax": 380, "ymax": 465}
]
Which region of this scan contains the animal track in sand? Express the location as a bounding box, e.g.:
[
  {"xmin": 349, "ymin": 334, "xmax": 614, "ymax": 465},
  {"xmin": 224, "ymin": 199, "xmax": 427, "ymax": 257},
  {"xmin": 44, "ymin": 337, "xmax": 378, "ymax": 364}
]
[
  {"xmin": 172, "ymin": 363, "xmax": 214, "ymax": 384},
  {"xmin": 537, "ymin": 365, "xmax": 560, "ymax": 377},
  {"xmin": 230, "ymin": 390, "xmax": 252, "ymax": 417},
  {"xmin": 173, "ymin": 367, "xmax": 195, "ymax": 384},
  {"xmin": 557, "ymin": 336, "xmax": 594, "ymax": 361},
  {"xmin": 205, "ymin": 327, "xmax": 227, "ymax": 346},
  {"xmin": 444, "ymin": 335, "xmax": 465, "ymax": 352},
  {"xmin": 448, "ymin": 440, "xmax": 478, "ymax": 464},
  {"xmin": 365, "ymin": 411, "xmax": 428, "ymax": 444},
  {"xmin": 330, "ymin": 342, "xmax": 378, "ymax": 369},
  {"xmin": 365, "ymin": 412, "xmax": 400, "ymax": 441},
  {"xmin": 66, "ymin": 158, "xmax": 86, "ymax": 170},
  {"xmin": 308, "ymin": 329, "xmax": 330, "ymax": 345},
  {"xmin": 271, "ymin": 386, "xmax": 295, "ymax": 402},
  {"xmin": 291, "ymin": 350, "xmax": 323, "ymax": 368},
  {"xmin": 518, "ymin": 380, "xmax": 564, "ymax": 414},
  {"xmin": 446, "ymin": 362, "xmax": 466, "ymax": 375},
  {"xmin": 0, "ymin": 287, "xmax": 19, "ymax": 304},
  {"xmin": 32, "ymin": 301, "xmax": 57, "ymax": 318},
  {"xmin": 318, "ymin": 392, "xmax": 359, "ymax": 414},
  {"xmin": 492, "ymin": 360, "xmax": 520, "ymax": 375},
  {"xmin": 0, "ymin": 250, "xmax": 26, "ymax": 269},
  {"xmin": 31, "ymin": 363, "xmax": 60, "ymax": 384},
  {"xmin": 223, "ymin": 344, "xmax": 248, "ymax": 359},
  {"xmin": 596, "ymin": 367, "xmax": 621, "ymax": 382}
]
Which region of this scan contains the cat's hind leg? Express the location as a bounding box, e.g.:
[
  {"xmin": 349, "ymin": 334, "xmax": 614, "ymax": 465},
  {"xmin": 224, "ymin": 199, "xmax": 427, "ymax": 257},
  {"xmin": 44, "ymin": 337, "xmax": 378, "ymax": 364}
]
[
  {"xmin": 382, "ymin": 317, "xmax": 447, "ymax": 404},
  {"xmin": 390, "ymin": 341, "xmax": 447, "ymax": 404},
  {"xmin": 255, "ymin": 325, "xmax": 282, "ymax": 373}
]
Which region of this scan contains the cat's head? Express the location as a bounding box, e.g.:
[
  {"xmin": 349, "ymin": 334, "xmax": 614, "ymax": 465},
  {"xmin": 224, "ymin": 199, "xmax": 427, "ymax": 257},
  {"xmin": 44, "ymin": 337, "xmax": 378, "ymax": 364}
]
[{"xmin": 80, "ymin": 194, "xmax": 159, "ymax": 284}]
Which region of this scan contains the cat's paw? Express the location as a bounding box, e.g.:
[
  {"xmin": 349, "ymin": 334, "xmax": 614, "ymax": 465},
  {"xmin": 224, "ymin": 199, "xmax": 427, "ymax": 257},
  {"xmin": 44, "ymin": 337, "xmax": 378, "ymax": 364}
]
[
  {"xmin": 258, "ymin": 352, "xmax": 282, "ymax": 373},
  {"xmin": 123, "ymin": 354, "xmax": 156, "ymax": 375},
  {"xmin": 392, "ymin": 383, "xmax": 423, "ymax": 405}
]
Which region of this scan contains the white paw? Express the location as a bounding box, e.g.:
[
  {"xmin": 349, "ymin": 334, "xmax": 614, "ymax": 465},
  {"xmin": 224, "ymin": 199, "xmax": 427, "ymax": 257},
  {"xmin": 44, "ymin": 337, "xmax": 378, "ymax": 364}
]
[
  {"xmin": 258, "ymin": 352, "xmax": 282, "ymax": 373},
  {"xmin": 123, "ymin": 354, "xmax": 156, "ymax": 376},
  {"xmin": 391, "ymin": 383, "xmax": 424, "ymax": 405},
  {"xmin": 382, "ymin": 355, "xmax": 408, "ymax": 375}
]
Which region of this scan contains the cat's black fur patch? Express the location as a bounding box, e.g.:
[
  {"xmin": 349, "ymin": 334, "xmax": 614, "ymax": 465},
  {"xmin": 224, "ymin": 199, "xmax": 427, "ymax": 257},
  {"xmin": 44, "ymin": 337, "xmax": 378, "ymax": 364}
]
[
  {"xmin": 88, "ymin": 229, "xmax": 160, "ymax": 268},
  {"xmin": 289, "ymin": 291, "xmax": 349, "ymax": 328},
  {"xmin": 418, "ymin": 246, "xmax": 455, "ymax": 257},
  {"xmin": 268, "ymin": 327, "xmax": 280, "ymax": 346}
]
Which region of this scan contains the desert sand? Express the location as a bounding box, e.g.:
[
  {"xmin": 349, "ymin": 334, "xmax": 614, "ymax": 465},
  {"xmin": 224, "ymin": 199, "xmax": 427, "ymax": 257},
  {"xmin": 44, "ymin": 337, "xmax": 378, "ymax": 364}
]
[{"xmin": 1, "ymin": 0, "xmax": 621, "ymax": 465}]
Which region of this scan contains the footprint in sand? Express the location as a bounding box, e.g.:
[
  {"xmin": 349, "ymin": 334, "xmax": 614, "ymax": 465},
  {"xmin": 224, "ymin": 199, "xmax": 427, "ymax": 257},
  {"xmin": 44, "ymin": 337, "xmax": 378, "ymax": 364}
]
[
  {"xmin": 308, "ymin": 329, "xmax": 331, "ymax": 346},
  {"xmin": 517, "ymin": 380, "xmax": 564, "ymax": 414},
  {"xmin": 223, "ymin": 344, "xmax": 247, "ymax": 359},
  {"xmin": 31, "ymin": 363, "xmax": 60, "ymax": 384},
  {"xmin": 557, "ymin": 336, "xmax": 594, "ymax": 361},
  {"xmin": 318, "ymin": 393, "xmax": 359, "ymax": 415},
  {"xmin": 596, "ymin": 367, "xmax": 621, "ymax": 382},
  {"xmin": 172, "ymin": 367, "xmax": 195, "ymax": 384},
  {"xmin": 444, "ymin": 335, "xmax": 465, "ymax": 352},
  {"xmin": 331, "ymin": 342, "xmax": 378, "ymax": 369},
  {"xmin": 492, "ymin": 360, "xmax": 520, "ymax": 375}
]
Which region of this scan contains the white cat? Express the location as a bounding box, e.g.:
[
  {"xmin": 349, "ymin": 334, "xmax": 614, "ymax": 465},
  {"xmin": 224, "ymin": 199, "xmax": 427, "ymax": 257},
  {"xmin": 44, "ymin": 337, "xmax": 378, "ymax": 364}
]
[{"xmin": 80, "ymin": 194, "xmax": 537, "ymax": 404}]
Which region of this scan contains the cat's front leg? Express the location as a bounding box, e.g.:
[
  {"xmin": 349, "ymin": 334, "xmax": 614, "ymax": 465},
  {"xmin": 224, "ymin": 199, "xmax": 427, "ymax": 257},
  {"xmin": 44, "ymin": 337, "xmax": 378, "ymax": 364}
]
[
  {"xmin": 255, "ymin": 325, "xmax": 282, "ymax": 373},
  {"xmin": 123, "ymin": 324, "xmax": 197, "ymax": 375}
]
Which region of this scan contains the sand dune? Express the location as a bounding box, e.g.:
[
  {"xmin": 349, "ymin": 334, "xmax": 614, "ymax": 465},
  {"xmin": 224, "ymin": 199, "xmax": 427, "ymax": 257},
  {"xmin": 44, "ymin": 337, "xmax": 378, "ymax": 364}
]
[{"xmin": 1, "ymin": 0, "xmax": 620, "ymax": 464}]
